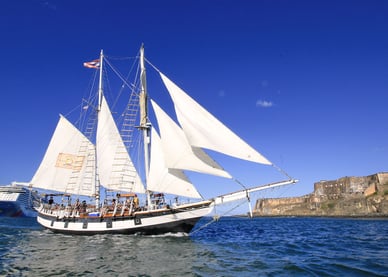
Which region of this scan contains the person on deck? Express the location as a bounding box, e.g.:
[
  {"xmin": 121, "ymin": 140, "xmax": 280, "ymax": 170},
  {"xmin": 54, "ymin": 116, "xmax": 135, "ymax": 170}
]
[{"xmin": 133, "ymin": 195, "xmax": 139, "ymax": 209}]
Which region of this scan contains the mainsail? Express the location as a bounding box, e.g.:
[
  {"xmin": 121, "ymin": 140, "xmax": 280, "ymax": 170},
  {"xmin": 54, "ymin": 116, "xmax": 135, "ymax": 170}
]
[
  {"xmin": 96, "ymin": 95, "xmax": 145, "ymax": 193},
  {"xmin": 159, "ymin": 72, "xmax": 272, "ymax": 165},
  {"xmin": 30, "ymin": 115, "xmax": 96, "ymax": 196}
]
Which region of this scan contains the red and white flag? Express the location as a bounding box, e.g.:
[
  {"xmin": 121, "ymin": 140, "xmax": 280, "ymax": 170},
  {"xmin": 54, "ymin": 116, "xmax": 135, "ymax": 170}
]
[{"xmin": 83, "ymin": 59, "xmax": 100, "ymax": 69}]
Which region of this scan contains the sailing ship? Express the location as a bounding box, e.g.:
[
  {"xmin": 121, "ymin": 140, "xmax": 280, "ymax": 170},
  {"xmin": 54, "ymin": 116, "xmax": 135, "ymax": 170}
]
[
  {"xmin": 0, "ymin": 182, "xmax": 41, "ymax": 217},
  {"xmin": 30, "ymin": 45, "xmax": 297, "ymax": 235}
]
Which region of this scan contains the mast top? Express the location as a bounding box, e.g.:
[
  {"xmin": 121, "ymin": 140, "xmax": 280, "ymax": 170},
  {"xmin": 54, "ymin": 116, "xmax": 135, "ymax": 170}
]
[
  {"xmin": 98, "ymin": 50, "xmax": 104, "ymax": 110},
  {"xmin": 139, "ymin": 44, "xmax": 148, "ymax": 128}
]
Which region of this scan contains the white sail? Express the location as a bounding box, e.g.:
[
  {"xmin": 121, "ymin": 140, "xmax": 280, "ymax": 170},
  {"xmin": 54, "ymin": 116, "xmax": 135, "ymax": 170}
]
[
  {"xmin": 148, "ymin": 128, "xmax": 202, "ymax": 198},
  {"xmin": 30, "ymin": 115, "xmax": 96, "ymax": 196},
  {"xmin": 151, "ymin": 99, "xmax": 231, "ymax": 178},
  {"xmin": 160, "ymin": 72, "xmax": 272, "ymax": 165},
  {"xmin": 96, "ymin": 95, "xmax": 145, "ymax": 193}
]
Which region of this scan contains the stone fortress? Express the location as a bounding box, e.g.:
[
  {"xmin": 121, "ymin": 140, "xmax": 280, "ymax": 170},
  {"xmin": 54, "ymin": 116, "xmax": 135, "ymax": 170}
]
[{"xmin": 253, "ymin": 172, "xmax": 388, "ymax": 217}]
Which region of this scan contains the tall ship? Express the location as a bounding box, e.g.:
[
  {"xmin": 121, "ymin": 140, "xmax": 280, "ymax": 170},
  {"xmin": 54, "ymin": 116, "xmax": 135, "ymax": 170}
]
[
  {"xmin": 0, "ymin": 183, "xmax": 41, "ymax": 217},
  {"xmin": 30, "ymin": 45, "xmax": 297, "ymax": 235}
]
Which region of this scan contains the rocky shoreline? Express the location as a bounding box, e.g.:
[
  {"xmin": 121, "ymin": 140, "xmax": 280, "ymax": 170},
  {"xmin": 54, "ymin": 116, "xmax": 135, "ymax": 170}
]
[{"xmin": 253, "ymin": 172, "xmax": 388, "ymax": 217}]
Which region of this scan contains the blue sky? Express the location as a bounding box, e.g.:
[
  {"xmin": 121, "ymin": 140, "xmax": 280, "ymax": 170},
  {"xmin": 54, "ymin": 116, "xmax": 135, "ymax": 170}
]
[{"xmin": 0, "ymin": 0, "xmax": 387, "ymax": 201}]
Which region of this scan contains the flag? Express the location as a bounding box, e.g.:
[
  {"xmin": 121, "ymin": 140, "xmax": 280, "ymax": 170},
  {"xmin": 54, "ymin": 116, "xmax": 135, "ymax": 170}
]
[{"xmin": 83, "ymin": 59, "xmax": 100, "ymax": 69}]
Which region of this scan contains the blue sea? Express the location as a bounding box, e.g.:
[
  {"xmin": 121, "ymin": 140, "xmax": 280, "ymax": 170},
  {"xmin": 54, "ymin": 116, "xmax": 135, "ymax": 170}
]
[{"xmin": 0, "ymin": 217, "xmax": 387, "ymax": 276}]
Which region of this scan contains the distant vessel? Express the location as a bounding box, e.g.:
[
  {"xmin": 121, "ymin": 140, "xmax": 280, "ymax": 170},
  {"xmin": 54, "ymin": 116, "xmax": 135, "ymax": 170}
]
[
  {"xmin": 0, "ymin": 183, "xmax": 41, "ymax": 217},
  {"xmin": 30, "ymin": 45, "xmax": 297, "ymax": 235}
]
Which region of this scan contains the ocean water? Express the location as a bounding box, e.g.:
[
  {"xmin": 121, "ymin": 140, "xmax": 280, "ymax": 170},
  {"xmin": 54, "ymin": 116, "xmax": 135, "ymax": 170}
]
[{"xmin": 0, "ymin": 217, "xmax": 387, "ymax": 276}]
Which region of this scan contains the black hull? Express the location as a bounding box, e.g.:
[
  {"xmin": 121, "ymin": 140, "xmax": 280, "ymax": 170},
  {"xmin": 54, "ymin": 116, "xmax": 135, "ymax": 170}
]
[
  {"xmin": 37, "ymin": 201, "xmax": 212, "ymax": 235},
  {"xmin": 45, "ymin": 217, "xmax": 202, "ymax": 236}
]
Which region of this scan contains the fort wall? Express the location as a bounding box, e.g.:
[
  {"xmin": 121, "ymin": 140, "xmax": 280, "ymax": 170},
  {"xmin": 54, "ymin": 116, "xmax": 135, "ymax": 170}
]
[{"xmin": 253, "ymin": 172, "xmax": 388, "ymax": 217}]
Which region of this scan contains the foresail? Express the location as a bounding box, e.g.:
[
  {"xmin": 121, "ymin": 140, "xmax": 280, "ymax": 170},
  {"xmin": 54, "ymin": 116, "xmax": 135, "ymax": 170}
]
[
  {"xmin": 159, "ymin": 72, "xmax": 272, "ymax": 165},
  {"xmin": 30, "ymin": 115, "xmax": 96, "ymax": 196},
  {"xmin": 148, "ymin": 128, "xmax": 202, "ymax": 198},
  {"xmin": 96, "ymin": 96, "xmax": 145, "ymax": 193},
  {"xmin": 151, "ymin": 99, "xmax": 231, "ymax": 179}
]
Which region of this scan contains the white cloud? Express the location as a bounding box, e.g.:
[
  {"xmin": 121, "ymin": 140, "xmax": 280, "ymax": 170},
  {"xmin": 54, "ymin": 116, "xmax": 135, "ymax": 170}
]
[{"xmin": 256, "ymin": 99, "xmax": 273, "ymax": 108}]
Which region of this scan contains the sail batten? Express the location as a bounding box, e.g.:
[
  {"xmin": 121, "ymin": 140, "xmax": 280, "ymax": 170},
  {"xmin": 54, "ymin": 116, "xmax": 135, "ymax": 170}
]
[{"xmin": 159, "ymin": 72, "xmax": 272, "ymax": 165}]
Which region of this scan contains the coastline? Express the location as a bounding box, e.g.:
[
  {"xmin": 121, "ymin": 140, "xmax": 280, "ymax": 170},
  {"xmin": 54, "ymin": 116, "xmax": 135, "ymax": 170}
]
[{"xmin": 253, "ymin": 172, "xmax": 388, "ymax": 218}]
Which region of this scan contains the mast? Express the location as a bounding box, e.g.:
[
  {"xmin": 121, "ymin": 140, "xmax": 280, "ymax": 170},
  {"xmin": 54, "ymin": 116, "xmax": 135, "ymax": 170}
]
[
  {"xmin": 139, "ymin": 44, "xmax": 152, "ymax": 210},
  {"xmin": 95, "ymin": 49, "xmax": 104, "ymax": 209}
]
